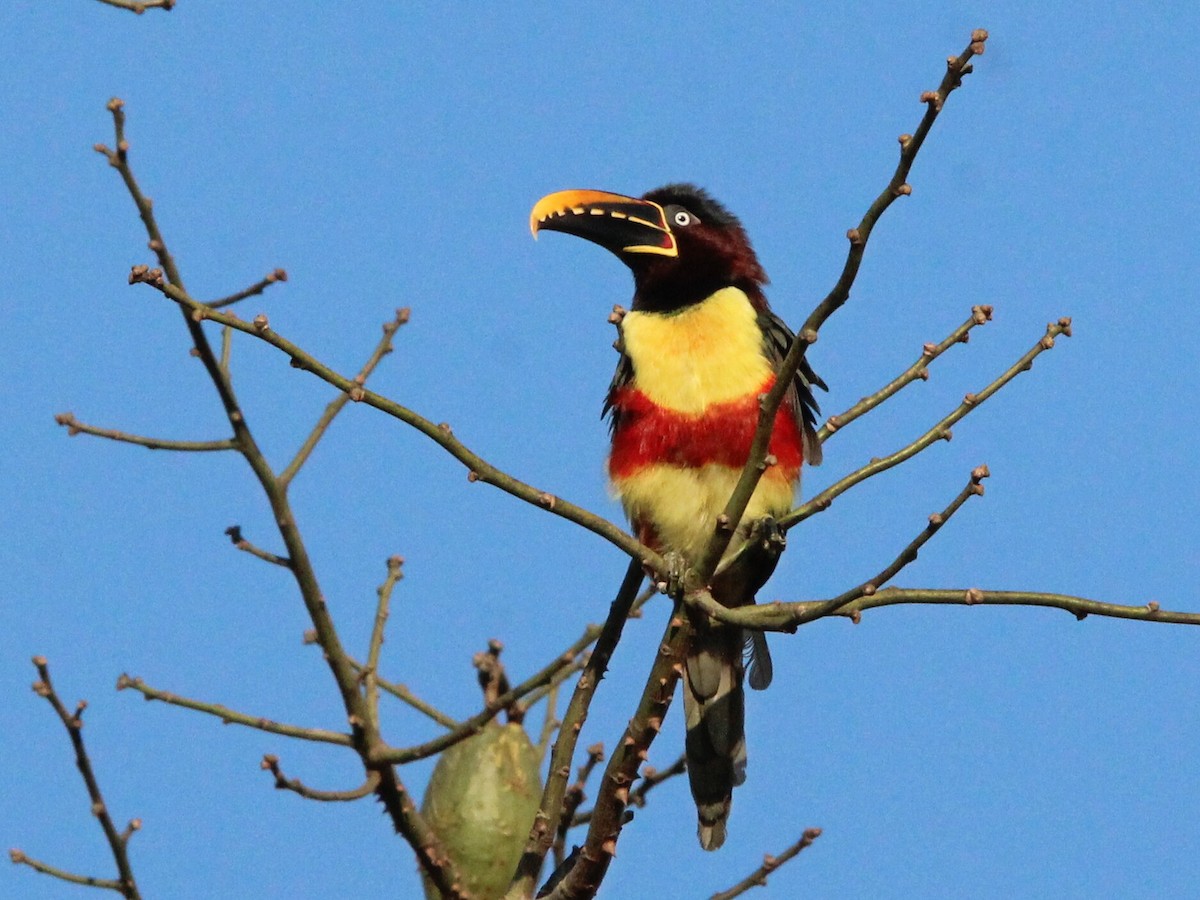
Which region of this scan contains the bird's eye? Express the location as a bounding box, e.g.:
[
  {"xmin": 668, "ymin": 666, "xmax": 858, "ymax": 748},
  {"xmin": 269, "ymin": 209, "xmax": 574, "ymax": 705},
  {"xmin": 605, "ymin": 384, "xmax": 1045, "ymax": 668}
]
[{"xmin": 673, "ymin": 210, "xmax": 694, "ymax": 227}]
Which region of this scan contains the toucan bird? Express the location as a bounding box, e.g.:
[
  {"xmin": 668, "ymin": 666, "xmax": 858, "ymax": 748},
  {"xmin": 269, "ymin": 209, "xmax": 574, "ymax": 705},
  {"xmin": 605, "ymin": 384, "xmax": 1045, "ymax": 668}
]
[{"xmin": 530, "ymin": 184, "xmax": 825, "ymax": 850}]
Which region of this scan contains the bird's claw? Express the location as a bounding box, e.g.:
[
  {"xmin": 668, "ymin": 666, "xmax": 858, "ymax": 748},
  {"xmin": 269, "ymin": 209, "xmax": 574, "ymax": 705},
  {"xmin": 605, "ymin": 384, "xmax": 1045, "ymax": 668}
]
[
  {"xmin": 747, "ymin": 516, "xmax": 786, "ymax": 557},
  {"xmin": 655, "ymin": 550, "xmax": 688, "ymax": 598}
]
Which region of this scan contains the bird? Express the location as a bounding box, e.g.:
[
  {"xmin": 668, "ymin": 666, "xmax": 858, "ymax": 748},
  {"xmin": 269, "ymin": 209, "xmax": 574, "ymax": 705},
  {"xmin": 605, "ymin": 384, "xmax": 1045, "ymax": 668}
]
[{"xmin": 530, "ymin": 184, "xmax": 825, "ymax": 851}]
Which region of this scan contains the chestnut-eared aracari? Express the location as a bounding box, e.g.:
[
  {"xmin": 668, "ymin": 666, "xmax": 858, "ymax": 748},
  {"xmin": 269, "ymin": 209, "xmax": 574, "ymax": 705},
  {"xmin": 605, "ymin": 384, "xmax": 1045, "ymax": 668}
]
[{"xmin": 530, "ymin": 184, "xmax": 824, "ymax": 850}]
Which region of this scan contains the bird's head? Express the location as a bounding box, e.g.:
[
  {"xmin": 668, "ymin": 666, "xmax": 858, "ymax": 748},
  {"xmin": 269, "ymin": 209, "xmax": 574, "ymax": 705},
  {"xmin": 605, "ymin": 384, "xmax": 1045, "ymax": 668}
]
[{"xmin": 530, "ymin": 184, "xmax": 767, "ymax": 312}]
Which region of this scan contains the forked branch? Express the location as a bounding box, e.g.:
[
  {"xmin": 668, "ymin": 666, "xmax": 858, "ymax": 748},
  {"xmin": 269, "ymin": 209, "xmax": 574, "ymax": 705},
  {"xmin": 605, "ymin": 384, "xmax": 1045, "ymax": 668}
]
[
  {"xmin": 709, "ymin": 828, "xmax": 823, "ymax": 900},
  {"xmin": 692, "ymin": 29, "xmax": 990, "ymax": 586},
  {"xmin": 13, "ymin": 658, "xmax": 142, "ymax": 899}
]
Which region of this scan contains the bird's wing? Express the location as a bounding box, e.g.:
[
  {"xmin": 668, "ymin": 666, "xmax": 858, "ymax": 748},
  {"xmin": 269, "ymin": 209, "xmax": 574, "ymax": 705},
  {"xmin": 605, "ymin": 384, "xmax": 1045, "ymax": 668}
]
[
  {"xmin": 602, "ymin": 351, "xmax": 634, "ymax": 434},
  {"xmin": 758, "ymin": 307, "xmax": 826, "ymax": 466}
]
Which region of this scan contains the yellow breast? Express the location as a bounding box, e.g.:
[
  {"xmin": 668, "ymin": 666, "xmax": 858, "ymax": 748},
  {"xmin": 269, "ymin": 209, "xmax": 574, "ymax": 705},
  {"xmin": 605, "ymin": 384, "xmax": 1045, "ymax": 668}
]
[{"xmin": 619, "ymin": 287, "xmax": 771, "ymax": 415}]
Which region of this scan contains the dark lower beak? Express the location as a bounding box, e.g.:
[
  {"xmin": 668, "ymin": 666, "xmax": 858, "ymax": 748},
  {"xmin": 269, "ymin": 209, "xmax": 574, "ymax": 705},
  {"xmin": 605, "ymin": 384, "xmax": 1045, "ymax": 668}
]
[{"xmin": 530, "ymin": 189, "xmax": 678, "ymax": 258}]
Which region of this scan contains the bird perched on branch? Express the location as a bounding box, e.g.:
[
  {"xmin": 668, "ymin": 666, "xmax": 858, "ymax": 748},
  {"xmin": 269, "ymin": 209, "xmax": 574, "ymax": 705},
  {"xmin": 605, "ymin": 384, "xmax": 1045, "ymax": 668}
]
[{"xmin": 530, "ymin": 184, "xmax": 824, "ymax": 850}]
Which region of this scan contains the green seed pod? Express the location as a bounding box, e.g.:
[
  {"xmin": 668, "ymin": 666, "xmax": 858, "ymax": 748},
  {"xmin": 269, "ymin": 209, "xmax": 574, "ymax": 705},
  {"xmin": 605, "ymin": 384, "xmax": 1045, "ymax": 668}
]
[{"xmin": 421, "ymin": 722, "xmax": 543, "ymax": 899}]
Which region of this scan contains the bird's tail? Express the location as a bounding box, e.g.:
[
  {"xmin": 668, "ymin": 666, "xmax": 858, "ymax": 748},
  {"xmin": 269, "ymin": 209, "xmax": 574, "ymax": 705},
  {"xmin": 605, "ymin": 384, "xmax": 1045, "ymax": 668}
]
[
  {"xmin": 683, "ymin": 527, "xmax": 777, "ymax": 850},
  {"xmin": 683, "ymin": 622, "xmax": 749, "ymax": 851}
]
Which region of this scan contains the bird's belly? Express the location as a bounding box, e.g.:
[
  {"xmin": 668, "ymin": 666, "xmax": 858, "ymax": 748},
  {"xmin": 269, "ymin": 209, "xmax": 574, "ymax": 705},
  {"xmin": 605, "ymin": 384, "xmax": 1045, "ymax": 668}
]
[
  {"xmin": 607, "ymin": 389, "xmax": 801, "ymax": 561},
  {"xmin": 612, "ymin": 463, "xmax": 795, "ymax": 563}
]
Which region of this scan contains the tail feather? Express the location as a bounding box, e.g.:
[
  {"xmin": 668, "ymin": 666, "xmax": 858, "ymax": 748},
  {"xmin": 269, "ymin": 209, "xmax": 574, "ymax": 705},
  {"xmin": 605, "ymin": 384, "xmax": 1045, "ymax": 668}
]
[
  {"xmin": 746, "ymin": 629, "xmax": 773, "ymax": 691},
  {"xmin": 683, "ymin": 623, "xmax": 745, "ymax": 851}
]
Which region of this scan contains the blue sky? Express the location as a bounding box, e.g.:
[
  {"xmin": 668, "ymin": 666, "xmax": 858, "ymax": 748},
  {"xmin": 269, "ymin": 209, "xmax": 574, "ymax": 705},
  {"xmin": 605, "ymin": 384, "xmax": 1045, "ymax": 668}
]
[{"xmin": 4, "ymin": 3, "xmax": 1199, "ymax": 898}]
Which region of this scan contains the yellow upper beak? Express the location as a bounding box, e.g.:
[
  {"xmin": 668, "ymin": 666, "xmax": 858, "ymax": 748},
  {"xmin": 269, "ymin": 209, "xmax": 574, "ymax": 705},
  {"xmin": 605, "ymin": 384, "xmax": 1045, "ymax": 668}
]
[{"xmin": 530, "ymin": 189, "xmax": 678, "ymax": 257}]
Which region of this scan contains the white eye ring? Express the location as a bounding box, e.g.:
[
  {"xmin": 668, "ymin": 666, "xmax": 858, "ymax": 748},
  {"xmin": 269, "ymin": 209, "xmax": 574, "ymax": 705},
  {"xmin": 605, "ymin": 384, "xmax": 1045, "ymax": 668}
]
[{"xmin": 673, "ymin": 210, "xmax": 692, "ymax": 227}]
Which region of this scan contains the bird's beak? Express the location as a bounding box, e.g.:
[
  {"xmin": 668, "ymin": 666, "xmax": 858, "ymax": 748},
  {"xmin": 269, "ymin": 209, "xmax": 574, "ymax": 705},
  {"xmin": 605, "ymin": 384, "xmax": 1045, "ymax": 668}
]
[{"xmin": 530, "ymin": 189, "xmax": 678, "ymax": 258}]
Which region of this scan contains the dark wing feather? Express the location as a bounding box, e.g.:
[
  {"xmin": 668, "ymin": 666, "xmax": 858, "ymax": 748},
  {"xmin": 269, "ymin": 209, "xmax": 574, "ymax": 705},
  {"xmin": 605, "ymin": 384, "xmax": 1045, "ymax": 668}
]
[
  {"xmin": 602, "ymin": 351, "xmax": 634, "ymax": 434},
  {"xmin": 758, "ymin": 308, "xmax": 826, "ymax": 466}
]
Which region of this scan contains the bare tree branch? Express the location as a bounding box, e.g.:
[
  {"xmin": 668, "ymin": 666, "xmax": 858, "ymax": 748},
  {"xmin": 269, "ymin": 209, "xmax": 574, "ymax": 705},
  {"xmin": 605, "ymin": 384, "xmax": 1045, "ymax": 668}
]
[
  {"xmin": 784, "ymin": 318, "xmax": 1072, "ymax": 531},
  {"xmin": 206, "ymin": 269, "xmax": 287, "ymax": 310},
  {"xmin": 553, "ymin": 743, "xmax": 605, "ymax": 869},
  {"xmin": 343, "ymin": 658, "xmax": 459, "ymax": 729},
  {"xmin": 363, "ymin": 555, "xmax": 404, "ymax": 726},
  {"xmin": 128, "ymin": 265, "xmax": 669, "ymax": 577},
  {"xmin": 278, "ymin": 308, "xmax": 410, "ymax": 489},
  {"xmin": 818, "ymin": 305, "xmax": 993, "ymax": 443},
  {"xmin": 383, "ymin": 612, "xmax": 608, "ymax": 766},
  {"xmin": 116, "ymin": 675, "xmax": 353, "ymax": 746},
  {"xmin": 15, "ymin": 658, "xmax": 142, "ymax": 898},
  {"xmin": 9, "ymin": 849, "xmax": 124, "ymax": 893},
  {"xmin": 506, "ymin": 560, "xmax": 646, "ymax": 899},
  {"xmin": 93, "ymin": 0, "xmax": 175, "ymax": 13},
  {"xmin": 545, "ymin": 614, "xmax": 689, "ymax": 899},
  {"xmin": 709, "ymin": 828, "xmax": 823, "ymax": 900},
  {"xmin": 95, "ymin": 102, "xmax": 467, "ymax": 896},
  {"xmin": 755, "ymin": 464, "xmax": 990, "ymax": 628},
  {"xmin": 54, "ymin": 412, "xmax": 235, "ymax": 452},
  {"xmin": 570, "ymin": 752, "xmax": 687, "ymax": 828},
  {"xmin": 822, "ymin": 588, "xmax": 1200, "ymax": 626},
  {"xmin": 802, "ymin": 31, "xmax": 989, "ymax": 337},
  {"xmin": 261, "ymin": 755, "xmax": 382, "ymax": 802},
  {"xmin": 535, "ymin": 682, "xmax": 563, "ymax": 767},
  {"xmin": 690, "ymin": 29, "xmax": 991, "ymax": 586},
  {"xmin": 224, "ymin": 525, "xmax": 291, "ymax": 568}
]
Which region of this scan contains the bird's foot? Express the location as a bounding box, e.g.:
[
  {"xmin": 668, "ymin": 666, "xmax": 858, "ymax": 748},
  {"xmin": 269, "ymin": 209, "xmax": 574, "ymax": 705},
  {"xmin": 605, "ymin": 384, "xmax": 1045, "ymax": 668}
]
[
  {"xmin": 654, "ymin": 550, "xmax": 688, "ymax": 599},
  {"xmin": 747, "ymin": 516, "xmax": 787, "ymax": 558}
]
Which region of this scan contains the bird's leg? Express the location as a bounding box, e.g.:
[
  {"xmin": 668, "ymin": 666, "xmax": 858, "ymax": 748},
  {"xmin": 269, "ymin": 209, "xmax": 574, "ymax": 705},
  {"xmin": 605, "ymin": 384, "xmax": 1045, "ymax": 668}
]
[
  {"xmin": 737, "ymin": 516, "xmax": 786, "ymax": 590},
  {"xmin": 746, "ymin": 515, "xmax": 786, "ymax": 560},
  {"xmin": 654, "ymin": 549, "xmax": 689, "ymax": 600}
]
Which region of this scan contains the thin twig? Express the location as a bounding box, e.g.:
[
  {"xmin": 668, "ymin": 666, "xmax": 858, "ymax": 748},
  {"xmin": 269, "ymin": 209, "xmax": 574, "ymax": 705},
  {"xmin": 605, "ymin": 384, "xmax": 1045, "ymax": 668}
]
[
  {"xmin": 54, "ymin": 412, "xmax": 235, "ymax": 452},
  {"xmin": 224, "ymin": 525, "xmax": 291, "ymax": 568},
  {"xmin": 802, "ymin": 31, "xmax": 989, "ymax": 337},
  {"xmin": 818, "ymin": 305, "xmax": 993, "ymax": 443},
  {"xmin": 785, "ymin": 319, "xmax": 1072, "ymax": 530},
  {"xmin": 206, "ymin": 269, "xmax": 287, "ymax": 310},
  {"xmin": 219, "ymin": 323, "xmax": 233, "ymax": 374},
  {"xmin": 520, "ymin": 653, "xmax": 589, "ymax": 724},
  {"xmin": 709, "ymin": 828, "xmax": 823, "ymax": 900},
  {"xmin": 343, "ymin": 659, "xmax": 459, "ymax": 729},
  {"xmin": 382, "ymin": 616, "xmax": 604, "ymax": 765},
  {"xmin": 261, "ymin": 755, "xmax": 381, "ymax": 802},
  {"xmin": 552, "ymin": 743, "xmax": 605, "ymax": 868},
  {"xmin": 8, "ymin": 849, "xmax": 123, "ymax": 892},
  {"xmin": 823, "ymin": 588, "xmax": 1200, "ymax": 626},
  {"xmin": 571, "ymin": 752, "xmax": 687, "ymax": 828},
  {"xmin": 93, "ymin": 0, "xmax": 175, "ymax": 12},
  {"xmin": 363, "ymin": 555, "xmax": 404, "ymax": 723},
  {"xmin": 117, "ymin": 674, "xmax": 353, "ymax": 746},
  {"xmin": 19, "ymin": 658, "xmax": 142, "ymax": 899},
  {"xmin": 474, "ymin": 639, "xmax": 513, "ymax": 719},
  {"xmin": 278, "ymin": 308, "xmax": 410, "ymax": 490},
  {"xmin": 536, "ymin": 683, "xmax": 561, "ymax": 768}
]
